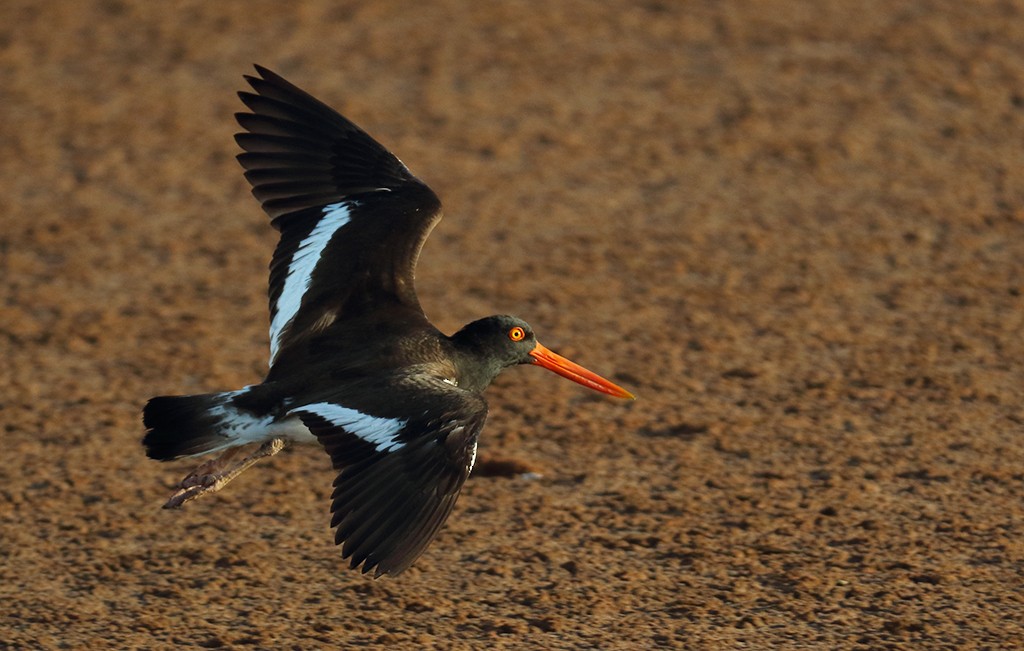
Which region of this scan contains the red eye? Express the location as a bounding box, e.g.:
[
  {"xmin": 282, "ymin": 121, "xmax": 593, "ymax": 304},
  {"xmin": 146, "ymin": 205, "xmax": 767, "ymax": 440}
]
[{"xmin": 508, "ymin": 326, "xmax": 526, "ymax": 342}]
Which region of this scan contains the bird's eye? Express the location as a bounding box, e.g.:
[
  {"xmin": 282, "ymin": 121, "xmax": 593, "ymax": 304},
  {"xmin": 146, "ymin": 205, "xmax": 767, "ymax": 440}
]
[{"xmin": 508, "ymin": 326, "xmax": 526, "ymax": 341}]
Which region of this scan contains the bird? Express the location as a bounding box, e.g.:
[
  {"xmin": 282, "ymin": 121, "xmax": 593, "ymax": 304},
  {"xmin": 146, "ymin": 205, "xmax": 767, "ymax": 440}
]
[{"xmin": 142, "ymin": 65, "xmax": 634, "ymax": 578}]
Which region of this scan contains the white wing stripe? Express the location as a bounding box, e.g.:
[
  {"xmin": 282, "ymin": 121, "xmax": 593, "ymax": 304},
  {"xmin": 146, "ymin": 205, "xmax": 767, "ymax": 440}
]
[
  {"xmin": 269, "ymin": 202, "xmax": 352, "ymax": 364},
  {"xmin": 297, "ymin": 402, "xmax": 408, "ymax": 452}
]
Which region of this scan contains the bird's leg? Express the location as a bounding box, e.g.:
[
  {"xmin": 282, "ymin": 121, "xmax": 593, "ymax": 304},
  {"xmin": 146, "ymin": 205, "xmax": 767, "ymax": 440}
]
[{"xmin": 163, "ymin": 438, "xmax": 287, "ymax": 509}]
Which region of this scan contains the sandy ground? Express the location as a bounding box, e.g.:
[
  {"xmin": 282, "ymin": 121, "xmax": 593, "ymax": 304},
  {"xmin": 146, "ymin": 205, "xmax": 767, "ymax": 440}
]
[{"xmin": 3, "ymin": 1, "xmax": 1024, "ymax": 648}]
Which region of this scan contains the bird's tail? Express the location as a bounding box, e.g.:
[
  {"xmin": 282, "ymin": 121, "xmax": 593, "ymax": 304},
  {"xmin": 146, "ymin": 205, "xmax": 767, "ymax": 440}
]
[{"xmin": 142, "ymin": 390, "xmax": 268, "ymax": 461}]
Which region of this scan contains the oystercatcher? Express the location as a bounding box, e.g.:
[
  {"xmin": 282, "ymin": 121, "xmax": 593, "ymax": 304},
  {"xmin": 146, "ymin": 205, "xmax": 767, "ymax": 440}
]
[{"xmin": 143, "ymin": 65, "xmax": 634, "ymax": 577}]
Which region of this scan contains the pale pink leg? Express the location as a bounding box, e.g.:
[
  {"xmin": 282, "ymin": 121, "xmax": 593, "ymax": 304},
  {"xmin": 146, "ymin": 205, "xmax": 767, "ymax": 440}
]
[{"xmin": 163, "ymin": 438, "xmax": 287, "ymax": 509}]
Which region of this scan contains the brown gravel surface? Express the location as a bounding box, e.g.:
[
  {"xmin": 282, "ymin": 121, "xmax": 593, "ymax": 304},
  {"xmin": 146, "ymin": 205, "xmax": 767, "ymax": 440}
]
[{"xmin": 4, "ymin": 1, "xmax": 1024, "ymax": 649}]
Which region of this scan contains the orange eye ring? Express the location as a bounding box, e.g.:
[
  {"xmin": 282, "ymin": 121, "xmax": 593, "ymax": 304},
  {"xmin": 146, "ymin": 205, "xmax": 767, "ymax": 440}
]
[{"xmin": 508, "ymin": 326, "xmax": 526, "ymax": 342}]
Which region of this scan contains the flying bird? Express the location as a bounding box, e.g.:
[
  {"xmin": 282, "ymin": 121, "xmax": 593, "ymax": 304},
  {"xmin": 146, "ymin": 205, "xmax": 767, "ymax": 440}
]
[{"xmin": 143, "ymin": 65, "xmax": 634, "ymax": 577}]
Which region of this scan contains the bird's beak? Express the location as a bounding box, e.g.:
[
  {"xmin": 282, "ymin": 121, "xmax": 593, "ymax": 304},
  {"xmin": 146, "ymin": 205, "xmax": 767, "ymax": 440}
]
[{"xmin": 529, "ymin": 343, "xmax": 636, "ymax": 399}]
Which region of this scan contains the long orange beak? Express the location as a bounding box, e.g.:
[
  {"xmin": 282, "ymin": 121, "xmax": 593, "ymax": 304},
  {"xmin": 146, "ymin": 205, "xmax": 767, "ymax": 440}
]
[{"xmin": 529, "ymin": 343, "xmax": 635, "ymax": 399}]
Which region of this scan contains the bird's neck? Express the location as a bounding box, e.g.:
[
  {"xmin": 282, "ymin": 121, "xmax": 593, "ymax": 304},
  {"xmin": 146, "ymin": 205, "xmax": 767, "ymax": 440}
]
[{"xmin": 447, "ymin": 339, "xmax": 506, "ymax": 393}]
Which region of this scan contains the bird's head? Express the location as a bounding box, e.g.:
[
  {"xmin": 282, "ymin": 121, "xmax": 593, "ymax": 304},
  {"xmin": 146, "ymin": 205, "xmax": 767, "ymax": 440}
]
[{"xmin": 452, "ymin": 315, "xmax": 634, "ymax": 399}]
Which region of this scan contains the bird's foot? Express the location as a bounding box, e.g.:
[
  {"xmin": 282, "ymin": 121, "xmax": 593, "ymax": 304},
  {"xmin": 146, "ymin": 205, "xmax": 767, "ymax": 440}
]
[{"xmin": 163, "ymin": 438, "xmax": 287, "ymax": 509}]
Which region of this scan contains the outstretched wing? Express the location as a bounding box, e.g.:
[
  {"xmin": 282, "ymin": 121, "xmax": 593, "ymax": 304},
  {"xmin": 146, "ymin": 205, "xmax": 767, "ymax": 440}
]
[
  {"xmin": 235, "ymin": 65, "xmax": 442, "ymax": 367},
  {"xmin": 290, "ymin": 377, "xmax": 487, "ymax": 577}
]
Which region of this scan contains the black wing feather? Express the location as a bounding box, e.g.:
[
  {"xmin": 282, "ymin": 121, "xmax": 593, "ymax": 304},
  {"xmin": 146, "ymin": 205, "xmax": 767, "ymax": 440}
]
[
  {"xmin": 235, "ymin": 65, "xmax": 443, "ymax": 367},
  {"xmin": 236, "ymin": 65, "xmax": 430, "ymax": 220},
  {"xmin": 292, "ymin": 381, "xmax": 487, "ymax": 577}
]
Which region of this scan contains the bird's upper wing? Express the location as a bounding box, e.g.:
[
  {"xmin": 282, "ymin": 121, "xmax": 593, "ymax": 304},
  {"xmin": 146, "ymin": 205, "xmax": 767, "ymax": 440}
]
[
  {"xmin": 235, "ymin": 65, "xmax": 442, "ymax": 367},
  {"xmin": 289, "ymin": 375, "xmax": 487, "ymax": 577}
]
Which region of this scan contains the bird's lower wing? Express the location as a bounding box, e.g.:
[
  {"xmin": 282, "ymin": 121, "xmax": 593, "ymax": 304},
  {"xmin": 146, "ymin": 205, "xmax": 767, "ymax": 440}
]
[{"xmin": 290, "ymin": 379, "xmax": 487, "ymax": 577}]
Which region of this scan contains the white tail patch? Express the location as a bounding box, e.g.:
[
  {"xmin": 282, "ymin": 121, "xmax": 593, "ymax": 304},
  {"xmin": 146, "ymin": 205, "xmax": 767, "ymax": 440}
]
[
  {"xmin": 296, "ymin": 402, "xmax": 408, "ymax": 452},
  {"xmin": 205, "ymin": 389, "xmax": 273, "ymax": 447},
  {"xmin": 269, "ymin": 202, "xmax": 352, "ymax": 365},
  {"xmin": 199, "ymin": 389, "xmax": 315, "ymax": 455}
]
